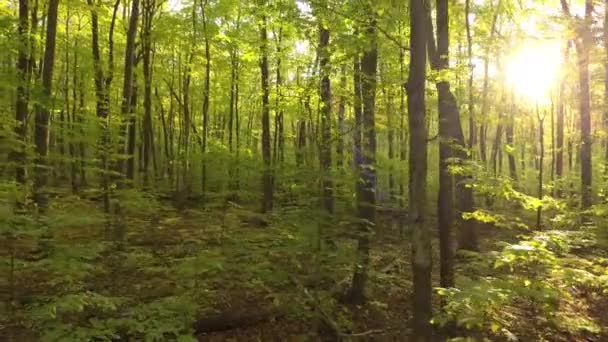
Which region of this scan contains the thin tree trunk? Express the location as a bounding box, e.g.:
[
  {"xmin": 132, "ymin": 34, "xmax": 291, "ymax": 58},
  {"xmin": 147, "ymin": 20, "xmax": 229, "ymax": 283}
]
[
  {"xmin": 121, "ymin": 0, "xmax": 140, "ymax": 181},
  {"xmin": 347, "ymin": 9, "xmax": 377, "ymax": 305},
  {"xmin": 506, "ymin": 89, "xmax": 517, "ymax": 181},
  {"xmin": 13, "ymin": 0, "xmax": 30, "ymax": 194},
  {"xmin": 319, "ymin": 21, "xmax": 334, "ymax": 215},
  {"xmin": 579, "ymin": 2, "xmax": 593, "ymax": 209},
  {"xmin": 201, "ymin": 0, "xmax": 211, "ymax": 198},
  {"xmin": 259, "ymin": 8, "xmax": 273, "ymax": 213},
  {"xmin": 478, "ymin": 0, "xmax": 501, "ymax": 163},
  {"xmin": 465, "ymin": 0, "xmax": 475, "ymax": 149},
  {"xmin": 556, "ymin": 45, "xmax": 568, "ymax": 196},
  {"xmin": 126, "ymin": 71, "xmax": 138, "ymax": 182},
  {"xmin": 387, "ymin": 87, "xmax": 395, "ymax": 202},
  {"xmin": 336, "ymin": 64, "xmax": 346, "ymax": 169},
  {"xmin": 408, "ymin": 0, "xmax": 431, "ymax": 338},
  {"xmin": 33, "ymin": 0, "xmax": 59, "ymax": 211},
  {"xmin": 141, "ymin": 0, "xmax": 156, "ymax": 187},
  {"xmin": 273, "ymin": 27, "xmax": 284, "ymax": 165},
  {"xmin": 429, "ymin": 0, "xmax": 455, "ymax": 290},
  {"xmin": 604, "ymin": 0, "xmax": 608, "ymax": 180},
  {"xmin": 537, "ymin": 109, "xmax": 544, "ymax": 230},
  {"xmin": 491, "ymin": 122, "xmax": 504, "ymax": 176}
]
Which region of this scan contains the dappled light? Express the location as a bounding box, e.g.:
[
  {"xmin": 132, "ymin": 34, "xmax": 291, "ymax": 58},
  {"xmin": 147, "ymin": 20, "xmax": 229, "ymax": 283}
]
[{"xmin": 1, "ymin": 0, "xmax": 607, "ymax": 341}]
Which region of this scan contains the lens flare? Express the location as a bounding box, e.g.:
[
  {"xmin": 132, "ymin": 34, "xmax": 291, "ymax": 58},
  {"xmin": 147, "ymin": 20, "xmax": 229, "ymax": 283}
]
[{"xmin": 506, "ymin": 42, "xmax": 562, "ymax": 104}]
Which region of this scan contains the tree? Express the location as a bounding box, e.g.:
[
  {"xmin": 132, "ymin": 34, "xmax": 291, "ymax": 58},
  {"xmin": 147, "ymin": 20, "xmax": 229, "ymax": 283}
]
[
  {"xmin": 560, "ymin": 0, "xmax": 593, "ymax": 210},
  {"xmin": 347, "ymin": 1, "xmax": 377, "ymax": 305},
  {"xmin": 121, "ymin": 0, "xmax": 141, "ymax": 181},
  {"xmin": 200, "ymin": 0, "xmax": 211, "ymax": 198},
  {"xmin": 318, "ymin": 7, "xmax": 333, "ymax": 216},
  {"xmin": 33, "ymin": 0, "xmax": 60, "ymax": 211},
  {"xmin": 408, "ymin": 0, "xmax": 432, "ymax": 338},
  {"xmin": 12, "ymin": 0, "xmax": 30, "ymax": 196},
  {"xmin": 259, "ymin": 3, "xmax": 273, "ymax": 213},
  {"xmin": 141, "ymin": 0, "xmax": 160, "ymax": 187}
]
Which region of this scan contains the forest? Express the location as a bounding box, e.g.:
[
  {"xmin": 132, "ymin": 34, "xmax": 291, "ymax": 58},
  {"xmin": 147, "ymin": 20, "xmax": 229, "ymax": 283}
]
[{"xmin": 1, "ymin": 0, "xmax": 608, "ymax": 340}]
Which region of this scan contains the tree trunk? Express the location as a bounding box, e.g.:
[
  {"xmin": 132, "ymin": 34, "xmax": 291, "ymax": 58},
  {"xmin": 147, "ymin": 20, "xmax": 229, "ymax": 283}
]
[
  {"xmin": 408, "ymin": 0, "xmax": 432, "ymax": 338},
  {"xmin": 33, "ymin": 0, "xmax": 59, "ymax": 211},
  {"xmin": 319, "ymin": 22, "xmax": 334, "ymax": 215},
  {"xmin": 506, "ymin": 90, "xmax": 517, "ymax": 181},
  {"xmin": 556, "ymin": 46, "xmax": 569, "ymax": 196},
  {"xmin": 126, "ymin": 71, "xmax": 138, "ymax": 182},
  {"xmin": 273, "ymin": 27, "xmax": 284, "ymax": 165},
  {"xmin": 201, "ymin": 0, "xmax": 211, "ymax": 198},
  {"xmin": 537, "ymin": 110, "xmax": 544, "ymax": 230},
  {"xmin": 478, "ymin": 0, "xmax": 501, "ymax": 163},
  {"xmin": 430, "ymin": 0, "xmax": 456, "ymax": 290},
  {"xmin": 578, "ymin": 2, "xmax": 593, "ymax": 209},
  {"xmin": 604, "ymin": 0, "xmax": 608, "ymax": 181},
  {"xmin": 121, "ymin": 0, "xmax": 140, "ymax": 181},
  {"xmin": 336, "ymin": 64, "xmax": 346, "ymax": 169},
  {"xmin": 259, "ymin": 9, "xmax": 273, "ymax": 213},
  {"xmin": 465, "ymin": 0, "xmax": 475, "ymax": 149},
  {"xmin": 141, "ymin": 0, "xmax": 156, "ymax": 187},
  {"xmin": 13, "ymin": 0, "xmax": 29, "ymax": 194},
  {"xmin": 491, "ymin": 122, "xmax": 504, "ymax": 176},
  {"xmin": 347, "ymin": 11, "xmax": 377, "ymax": 305},
  {"xmin": 229, "ymin": 49, "xmax": 237, "ymax": 153},
  {"xmin": 399, "ymin": 39, "xmax": 407, "ymax": 232},
  {"xmin": 387, "ymin": 87, "xmax": 395, "ymax": 202},
  {"xmin": 87, "ymin": 0, "xmax": 119, "ymax": 214}
]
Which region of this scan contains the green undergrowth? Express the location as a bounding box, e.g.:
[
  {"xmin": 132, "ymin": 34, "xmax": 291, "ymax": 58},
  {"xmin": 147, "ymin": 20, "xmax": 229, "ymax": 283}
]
[{"xmin": 2, "ymin": 183, "xmax": 607, "ymax": 341}]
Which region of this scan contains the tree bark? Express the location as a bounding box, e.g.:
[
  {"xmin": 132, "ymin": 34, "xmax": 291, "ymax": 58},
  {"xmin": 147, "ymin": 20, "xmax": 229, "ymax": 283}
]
[
  {"xmin": 87, "ymin": 0, "xmax": 119, "ymax": 214},
  {"xmin": 408, "ymin": 0, "xmax": 432, "ymax": 338},
  {"xmin": 259, "ymin": 9, "xmax": 273, "ymax": 213},
  {"xmin": 12, "ymin": 0, "xmax": 30, "ymax": 193},
  {"xmin": 465, "ymin": 0, "xmax": 475, "ymax": 149},
  {"xmin": 431, "ymin": 0, "xmax": 456, "ymax": 290},
  {"xmin": 273, "ymin": 27, "xmax": 284, "ymax": 165},
  {"xmin": 336, "ymin": 64, "xmax": 346, "ymax": 169},
  {"xmin": 33, "ymin": 0, "xmax": 59, "ymax": 211},
  {"xmin": 319, "ymin": 21, "xmax": 334, "ymax": 215},
  {"xmin": 347, "ymin": 8, "xmax": 377, "ymax": 305},
  {"xmin": 121, "ymin": 0, "xmax": 140, "ymax": 181},
  {"xmin": 604, "ymin": 0, "xmax": 608, "ymax": 181},
  {"xmin": 506, "ymin": 90, "xmax": 517, "ymax": 181},
  {"xmin": 560, "ymin": 0, "xmax": 592, "ymax": 208},
  {"xmin": 141, "ymin": 0, "xmax": 156, "ymax": 187},
  {"xmin": 201, "ymin": 0, "xmax": 211, "ymax": 198}
]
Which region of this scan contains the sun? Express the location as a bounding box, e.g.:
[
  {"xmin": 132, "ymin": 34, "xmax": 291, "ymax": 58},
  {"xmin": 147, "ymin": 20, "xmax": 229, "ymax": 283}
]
[{"xmin": 506, "ymin": 41, "xmax": 562, "ymax": 104}]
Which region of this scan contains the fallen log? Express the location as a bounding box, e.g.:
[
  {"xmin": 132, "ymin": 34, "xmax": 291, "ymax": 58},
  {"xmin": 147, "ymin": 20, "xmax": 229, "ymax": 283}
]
[{"xmin": 193, "ymin": 306, "xmax": 285, "ymax": 334}]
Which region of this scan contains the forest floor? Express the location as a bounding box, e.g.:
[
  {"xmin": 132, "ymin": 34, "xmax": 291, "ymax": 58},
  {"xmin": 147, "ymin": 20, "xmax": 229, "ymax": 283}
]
[{"xmin": 1, "ymin": 191, "xmax": 607, "ymax": 341}]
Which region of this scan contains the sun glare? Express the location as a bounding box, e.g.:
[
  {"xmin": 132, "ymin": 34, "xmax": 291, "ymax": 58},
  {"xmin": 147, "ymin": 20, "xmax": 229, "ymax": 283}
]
[{"xmin": 506, "ymin": 42, "xmax": 562, "ymax": 104}]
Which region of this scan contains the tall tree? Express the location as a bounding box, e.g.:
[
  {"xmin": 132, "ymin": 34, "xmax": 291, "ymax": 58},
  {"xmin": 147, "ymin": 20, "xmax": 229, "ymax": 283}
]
[
  {"xmin": 560, "ymin": 0, "xmax": 593, "ymax": 209},
  {"xmin": 318, "ymin": 10, "xmax": 334, "ymax": 216},
  {"xmin": 336, "ymin": 64, "xmax": 346, "ymax": 169},
  {"xmin": 13, "ymin": 0, "xmax": 30, "ymax": 195},
  {"xmin": 259, "ymin": 4, "xmax": 273, "ymax": 213},
  {"xmin": 87, "ymin": 0, "xmax": 120, "ymax": 213},
  {"xmin": 122, "ymin": 0, "xmax": 141, "ymax": 181},
  {"xmin": 33, "ymin": 0, "xmax": 60, "ymax": 211},
  {"xmin": 141, "ymin": 0, "xmax": 159, "ymax": 187},
  {"xmin": 408, "ymin": 0, "xmax": 432, "ymax": 338},
  {"xmin": 465, "ymin": 0, "xmax": 475, "ymax": 149},
  {"xmin": 428, "ymin": 0, "xmax": 457, "ymax": 289},
  {"xmin": 506, "ymin": 89, "xmax": 517, "ymax": 181},
  {"xmin": 604, "ymin": 0, "xmax": 608, "ymax": 175},
  {"xmin": 347, "ymin": 3, "xmax": 377, "ymax": 305},
  {"xmin": 200, "ymin": 0, "xmax": 211, "ymax": 197}
]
